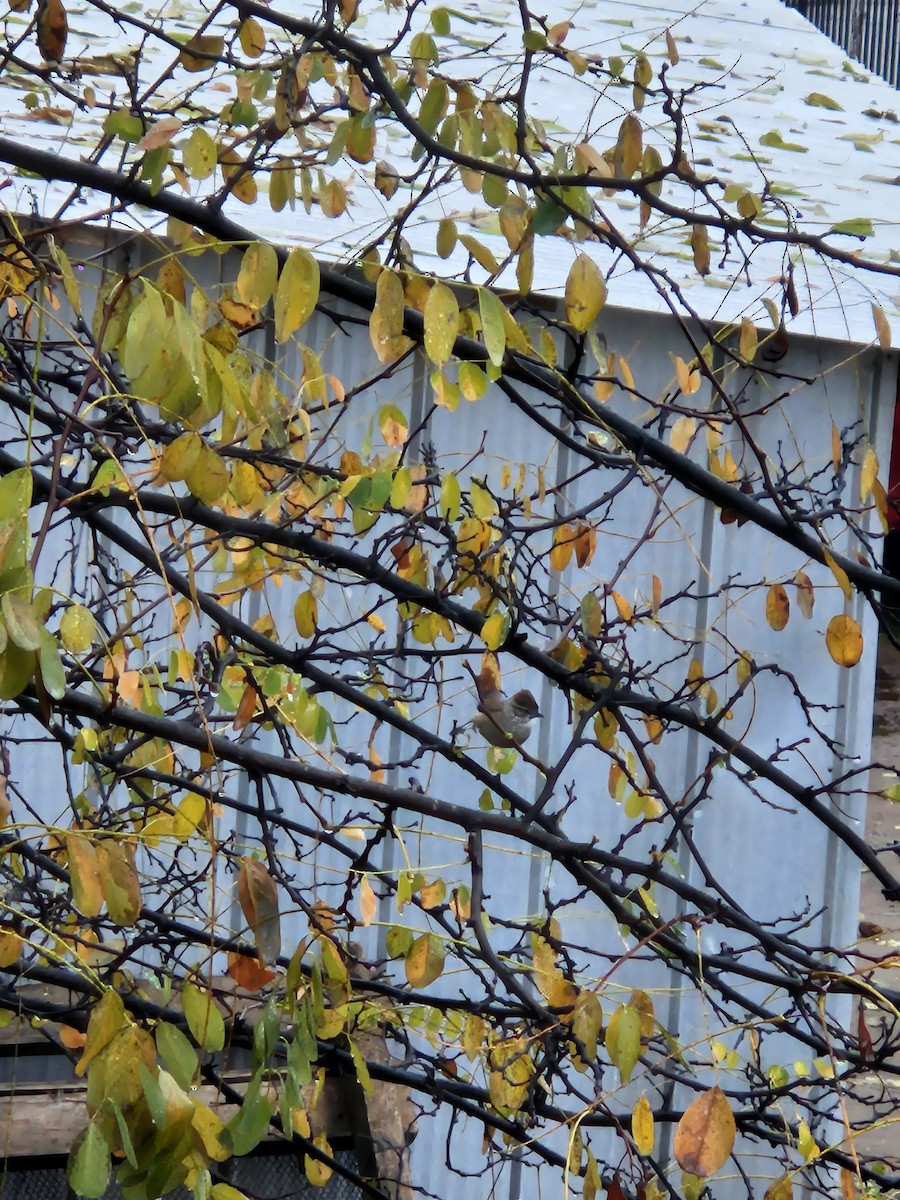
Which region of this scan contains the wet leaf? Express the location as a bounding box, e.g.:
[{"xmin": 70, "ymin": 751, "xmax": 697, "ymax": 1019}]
[
  {"xmin": 605, "ymin": 1003, "xmax": 641, "ymax": 1083},
  {"xmin": 275, "ymin": 248, "xmax": 320, "ymax": 343},
  {"xmin": 565, "ymin": 254, "xmax": 606, "ymax": 333},
  {"xmin": 97, "ymin": 838, "xmax": 141, "ymax": 926},
  {"xmin": 479, "ymin": 287, "xmax": 506, "ymax": 367},
  {"xmin": 673, "ymin": 1085, "xmax": 735, "ymax": 1177},
  {"xmin": 632, "ymin": 1094, "xmax": 654, "ymax": 1155},
  {"xmin": 236, "ymin": 243, "xmax": 279, "ymax": 311},
  {"xmin": 424, "ymin": 283, "xmax": 459, "ymax": 365}
]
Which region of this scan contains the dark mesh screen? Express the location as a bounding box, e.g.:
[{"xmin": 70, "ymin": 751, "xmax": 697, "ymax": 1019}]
[{"xmin": 0, "ymin": 1150, "xmax": 363, "ymax": 1200}]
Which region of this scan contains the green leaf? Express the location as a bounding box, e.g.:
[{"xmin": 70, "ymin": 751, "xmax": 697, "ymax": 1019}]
[
  {"xmin": 829, "ymin": 217, "xmax": 874, "ymax": 238},
  {"xmin": 103, "ymin": 110, "xmax": 144, "ymax": 143},
  {"xmin": 478, "ymin": 288, "xmax": 506, "ymax": 367},
  {"xmin": 759, "ymin": 129, "xmax": 808, "ymax": 153},
  {"xmin": 156, "ymin": 1021, "xmax": 199, "ymax": 1091},
  {"xmin": 2, "ymin": 592, "xmax": 42, "ymax": 651},
  {"xmin": 440, "ymin": 473, "xmax": 461, "ymax": 521},
  {"xmin": 183, "ymin": 981, "xmax": 226, "ymax": 1053},
  {"xmin": 804, "ymin": 92, "xmax": 842, "ymax": 110},
  {"xmin": 38, "ymin": 629, "xmax": 66, "ymax": 699},
  {"xmin": 59, "ymin": 604, "xmax": 96, "ymax": 654},
  {"xmin": 68, "ymin": 1123, "xmax": 110, "ymax": 1199},
  {"xmin": 182, "ymin": 128, "xmax": 217, "ymax": 179},
  {"xmin": 606, "ymin": 1003, "xmax": 642, "ymax": 1083}
]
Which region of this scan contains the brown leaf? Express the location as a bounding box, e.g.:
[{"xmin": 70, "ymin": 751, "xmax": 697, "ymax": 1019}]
[
  {"xmin": 673, "ymin": 1085, "xmax": 735, "ymax": 1178},
  {"xmin": 794, "ymin": 571, "xmax": 814, "ymax": 619},
  {"xmin": 37, "ymin": 0, "xmax": 67, "ymax": 61},
  {"xmin": 237, "ymin": 857, "xmax": 281, "ymax": 964}
]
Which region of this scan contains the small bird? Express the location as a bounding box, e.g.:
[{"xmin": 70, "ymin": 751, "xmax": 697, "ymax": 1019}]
[{"xmin": 472, "ymin": 688, "xmax": 542, "ymax": 747}]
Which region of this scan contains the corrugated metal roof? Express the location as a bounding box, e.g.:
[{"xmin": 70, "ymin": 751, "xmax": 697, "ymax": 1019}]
[
  {"xmin": 1, "ymin": 1, "xmax": 899, "ymax": 335},
  {"xmin": 1, "ymin": 0, "xmax": 900, "ymax": 345}
]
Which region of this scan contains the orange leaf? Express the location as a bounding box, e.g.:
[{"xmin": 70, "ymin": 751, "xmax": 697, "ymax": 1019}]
[
  {"xmin": 233, "ymin": 682, "xmax": 259, "ymax": 731},
  {"xmin": 227, "ymin": 951, "xmax": 277, "ymax": 991},
  {"xmin": 673, "ymin": 1085, "xmax": 735, "ymax": 1177}
]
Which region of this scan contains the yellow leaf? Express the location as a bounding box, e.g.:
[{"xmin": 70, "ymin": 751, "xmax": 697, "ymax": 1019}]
[
  {"xmin": 831, "ymin": 421, "xmax": 842, "ymax": 471},
  {"xmin": 872, "ymin": 302, "xmax": 891, "ymax": 350},
  {"xmin": 612, "ymin": 590, "xmax": 634, "ymax": 623},
  {"xmin": 860, "ymin": 445, "xmax": 879, "ymax": 504},
  {"xmin": 673, "ymin": 1086, "xmax": 735, "ymax": 1178},
  {"xmin": 274, "ymin": 247, "xmax": 320, "ymax": 343},
  {"xmin": 293, "ymin": 591, "xmax": 318, "ymax": 639},
  {"xmin": 765, "ymin": 583, "xmax": 790, "ymax": 631},
  {"xmin": 67, "ymin": 833, "xmax": 103, "ymax": 917},
  {"xmin": 236, "ymin": 242, "xmax": 278, "ymax": 310},
  {"xmin": 823, "ymin": 549, "xmax": 852, "ymax": 599},
  {"xmin": 379, "ymin": 403, "xmax": 408, "ymax": 448},
  {"xmin": 674, "ymin": 356, "xmax": 701, "ymax": 395},
  {"xmin": 643, "ymin": 715, "xmax": 663, "ymax": 745},
  {"xmin": 797, "ymin": 1118, "xmax": 819, "ymax": 1161},
  {"xmin": 478, "ymin": 287, "xmax": 506, "ymax": 367},
  {"xmin": 359, "ymin": 874, "xmax": 376, "ymax": 926},
  {"xmin": 632, "ymin": 1094, "xmax": 654, "ymax": 1155},
  {"xmin": 826, "ymin": 614, "xmax": 863, "ymax": 668},
  {"xmin": 564, "ymin": 254, "xmax": 606, "ymax": 333},
  {"xmin": 481, "ymin": 609, "xmax": 510, "ymax": 651},
  {"xmin": 616, "ymin": 113, "xmax": 642, "ymax": 176},
  {"xmin": 739, "ymin": 317, "xmax": 757, "ymax": 362},
  {"xmin": 305, "ymin": 1136, "xmax": 334, "ymax": 1188},
  {"xmin": 239, "ymin": 16, "xmax": 266, "ymax": 56},
  {"xmin": 0, "ymin": 929, "xmax": 22, "ymax": 967},
  {"xmin": 550, "ymin": 524, "xmax": 576, "ymax": 572},
  {"xmin": 764, "ymin": 1176, "xmax": 794, "ymax": 1200},
  {"xmin": 60, "ymin": 604, "xmax": 96, "ymax": 654},
  {"xmin": 97, "ymin": 838, "xmax": 141, "ymax": 926},
  {"xmin": 670, "ymin": 416, "xmax": 697, "ymax": 455},
  {"xmin": 665, "ymin": 28, "xmax": 679, "ymax": 64},
  {"xmin": 690, "ymin": 225, "xmax": 710, "ymax": 276},
  {"xmin": 405, "ymin": 933, "xmax": 445, "ymax": 987},
  {"xmin": 424, "ymin": 283, "xmax": 459, "ymax": 365}
]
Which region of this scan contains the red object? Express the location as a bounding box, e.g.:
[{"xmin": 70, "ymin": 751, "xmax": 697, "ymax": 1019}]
[{"xmin": 888, "ymin": 398, "xmax": 900, "ymax": 530}]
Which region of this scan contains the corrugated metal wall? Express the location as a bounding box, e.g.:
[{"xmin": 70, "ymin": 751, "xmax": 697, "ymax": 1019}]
[
  {"xmin": 787, "ymin": 0, "xmax": 900, "ymax": 86},
  {"xmin": 0, "ymin": 229, "xmax": 894, "ymax": 1198}
]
